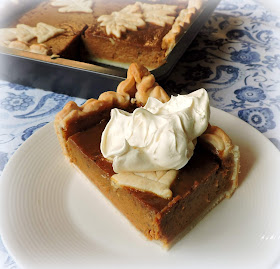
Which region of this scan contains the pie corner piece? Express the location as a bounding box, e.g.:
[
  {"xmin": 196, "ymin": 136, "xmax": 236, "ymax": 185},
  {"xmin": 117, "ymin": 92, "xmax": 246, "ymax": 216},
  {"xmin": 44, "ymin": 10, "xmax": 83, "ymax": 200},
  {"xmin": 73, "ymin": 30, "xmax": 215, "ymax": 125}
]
[{"xmin": 54, "ymin": 62, "xmax": 240, "ymax": 249}]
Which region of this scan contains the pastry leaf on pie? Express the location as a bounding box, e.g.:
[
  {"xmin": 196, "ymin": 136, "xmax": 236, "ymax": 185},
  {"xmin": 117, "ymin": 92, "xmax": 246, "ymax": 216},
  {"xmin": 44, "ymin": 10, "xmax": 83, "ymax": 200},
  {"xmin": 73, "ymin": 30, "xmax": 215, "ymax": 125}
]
[
  {"xmin": 140, "ymin": 3, "xmax": 177, "ymax": 27},
  {"xmin": 35, "ymin": 23, "xmax": 65, "ymax": 43},
  {"xmin": 16, "ymin": 24, "xmax": 36, "ymax": 42},
  {"xmin": 0, "ymin": 28, "xmax": 17, "ymax": 42},
  {"xmin": 98, "ymin": 11, "xmax": 145, "ymax": 38},
  {"xmin": 50, "ymin": 0, "xmax": 93, "ymax": 13},
  {"xmin": 0, "ymin": 22, "xmax": 65, "ymax": 48}
]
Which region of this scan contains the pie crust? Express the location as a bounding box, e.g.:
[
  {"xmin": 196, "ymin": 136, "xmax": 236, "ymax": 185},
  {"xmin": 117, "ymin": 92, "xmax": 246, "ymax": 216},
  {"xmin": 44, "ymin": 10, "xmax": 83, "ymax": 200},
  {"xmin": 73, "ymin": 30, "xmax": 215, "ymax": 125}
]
[{"xmin": 54, "ymin": 63, "xmax": 240, "ymax": 247}]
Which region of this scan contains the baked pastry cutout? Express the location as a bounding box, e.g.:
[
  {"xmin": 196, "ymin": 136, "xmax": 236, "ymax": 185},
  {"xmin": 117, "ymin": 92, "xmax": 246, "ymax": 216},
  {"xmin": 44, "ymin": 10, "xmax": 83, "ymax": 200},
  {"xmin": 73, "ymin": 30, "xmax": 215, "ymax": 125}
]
[
  {"xmin": 6, "ymin": 40, "xmax": 51, "ymax": 55},
  {"xmin": 0, "ymin": 22, "xmax": 65, "ymax": 55},
  {"xmin": 50, "ymin": 0, "xmax": 94, "ymax": 13}
]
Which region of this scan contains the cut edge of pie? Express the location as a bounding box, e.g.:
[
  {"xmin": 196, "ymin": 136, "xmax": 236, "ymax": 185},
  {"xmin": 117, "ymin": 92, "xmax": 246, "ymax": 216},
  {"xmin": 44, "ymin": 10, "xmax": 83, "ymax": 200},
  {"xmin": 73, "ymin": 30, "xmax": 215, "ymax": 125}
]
[{"xmin": 54, "ymin": 62, "xmax": 240, "ymax": 248}]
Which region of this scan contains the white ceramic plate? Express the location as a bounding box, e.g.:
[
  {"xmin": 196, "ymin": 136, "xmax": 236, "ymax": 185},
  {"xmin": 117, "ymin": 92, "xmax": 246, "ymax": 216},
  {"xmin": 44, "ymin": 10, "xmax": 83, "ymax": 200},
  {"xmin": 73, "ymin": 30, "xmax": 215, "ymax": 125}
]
[{"xmin": 1, "ymin": 108, "xmax": 280, "ymax": 269}]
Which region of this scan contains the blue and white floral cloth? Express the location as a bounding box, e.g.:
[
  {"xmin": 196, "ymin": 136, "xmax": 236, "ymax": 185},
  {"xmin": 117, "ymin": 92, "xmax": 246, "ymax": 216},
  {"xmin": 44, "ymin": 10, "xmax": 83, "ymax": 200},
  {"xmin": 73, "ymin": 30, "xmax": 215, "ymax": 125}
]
[
  {"xmin": 162, "ymin": 0, "xmax": 280, "ymax": 150},
  {"xmin": 0, "ymin": 0, "xmax": 279, "ymax": 268}
]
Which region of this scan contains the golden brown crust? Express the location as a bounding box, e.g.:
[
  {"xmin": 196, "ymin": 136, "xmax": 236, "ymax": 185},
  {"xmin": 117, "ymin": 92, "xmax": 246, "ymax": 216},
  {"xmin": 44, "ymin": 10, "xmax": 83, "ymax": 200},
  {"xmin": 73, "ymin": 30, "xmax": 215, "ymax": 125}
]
[
  {"xmin": 200, "ymin": 125, "xmax": 233, "ymax": 159},
  {"xmin": 199, "ymin": 124, "xmax": 240, "ymax": 197},
  {"xmin": 162, "ymin": 0, "xmax": 203, "ymax": 55},
  {"xmin": 54, "ymin": 99, "xmax": 111, "ymax": 156},
  {"xmin": 55, "ymin": 63, "xmax": 169, "ymax": 129},
  {"xmin": 54, "ymin": 63, "xmax": 170, "ymax": 155}
]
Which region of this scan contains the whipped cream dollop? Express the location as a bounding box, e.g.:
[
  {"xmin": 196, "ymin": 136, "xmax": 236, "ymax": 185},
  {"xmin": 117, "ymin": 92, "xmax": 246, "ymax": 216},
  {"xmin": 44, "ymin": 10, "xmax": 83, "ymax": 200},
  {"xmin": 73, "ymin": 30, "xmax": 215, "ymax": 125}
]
[{"xmin": 100, "ymin": 88, "xmax": 210, "ymax": 173}]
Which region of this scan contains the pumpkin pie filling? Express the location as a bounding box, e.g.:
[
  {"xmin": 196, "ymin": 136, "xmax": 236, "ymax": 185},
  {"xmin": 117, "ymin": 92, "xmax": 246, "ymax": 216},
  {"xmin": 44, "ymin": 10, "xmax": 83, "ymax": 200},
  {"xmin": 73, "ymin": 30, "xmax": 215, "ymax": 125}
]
[
  {"xmin": 65, "ymin": 115, "xmax": 236, "ymax": 244},
  {"xmin": 55, "ymin": 63, "xmax": 240, "ymax": 247},
  {"xmin": 83, "ymin": 23, "xmax": 171, "ymax": 69}
]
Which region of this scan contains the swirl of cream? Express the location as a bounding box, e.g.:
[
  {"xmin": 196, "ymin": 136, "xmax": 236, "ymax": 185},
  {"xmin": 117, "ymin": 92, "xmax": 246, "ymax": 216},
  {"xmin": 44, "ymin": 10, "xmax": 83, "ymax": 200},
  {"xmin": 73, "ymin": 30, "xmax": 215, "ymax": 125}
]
[{"xmin": 100, "ymin": 88, "xmax": 210, "ymax": 173}]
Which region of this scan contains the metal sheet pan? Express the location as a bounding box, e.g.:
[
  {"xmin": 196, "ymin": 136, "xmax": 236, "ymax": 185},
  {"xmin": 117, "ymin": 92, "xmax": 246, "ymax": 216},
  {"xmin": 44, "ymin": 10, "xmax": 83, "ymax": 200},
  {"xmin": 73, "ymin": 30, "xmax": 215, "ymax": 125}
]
[{"xmin": 0, "ymin": 0, "xmax": 220, "ymax": 99}]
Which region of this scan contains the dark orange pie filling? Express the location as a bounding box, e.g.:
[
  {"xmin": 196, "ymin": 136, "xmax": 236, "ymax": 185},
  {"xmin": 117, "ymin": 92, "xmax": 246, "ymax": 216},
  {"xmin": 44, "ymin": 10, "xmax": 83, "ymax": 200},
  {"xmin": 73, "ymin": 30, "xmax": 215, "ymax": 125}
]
[{"xmin": 66, "ymin": 119, "xmax": 235, "ymax": 245}]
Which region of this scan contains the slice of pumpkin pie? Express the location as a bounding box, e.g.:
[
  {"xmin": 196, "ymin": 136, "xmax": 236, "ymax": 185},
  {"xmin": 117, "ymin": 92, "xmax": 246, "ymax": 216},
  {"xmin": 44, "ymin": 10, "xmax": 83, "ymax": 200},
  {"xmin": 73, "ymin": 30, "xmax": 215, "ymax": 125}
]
[{"xmin": 54, "ymin": 63, "xmax": 240, "ymax": 247}]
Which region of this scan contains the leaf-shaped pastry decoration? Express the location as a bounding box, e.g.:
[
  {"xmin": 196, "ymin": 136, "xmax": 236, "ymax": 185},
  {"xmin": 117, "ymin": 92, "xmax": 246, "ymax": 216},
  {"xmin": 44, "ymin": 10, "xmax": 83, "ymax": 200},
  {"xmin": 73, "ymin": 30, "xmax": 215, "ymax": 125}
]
[
  {"xmin": 35, "ymin": 22, "xmax": 65, "ymax": 43},
  {"xmin": 50, "ymin": 0, "xmax": 93, "ymax": 13},
  {"xmin": 97, "ymin": 2, "xmax": 178, "ymax": 38},
  {"xmin": 16, "ymin": 24, "xmax": 36, "ymax": 42},
  {"xmin": 111, "ymin": 170, "xmax": 178, "ymax": 199},
  {"xmin": 120, "ymin": 2, "xmax": 142, "ymax": 14},
  {"xmin": 29, "ymin": 44, "xmax": 50, "ymax": 55},
  {"xmin": 0, "ymin": 28, "xmax": 17, "ymax": 41},
  {"xmin": 6, "ymin": 40, "xmax": 50, "ymax": 55},
  {"xmin": 97, "ymin": 4, "xmax": 145, "ymax": 38},
  {"xmin": 8, "ymin": 40, "xmax": 30, "ymax": 51},
  {"xmin": 0, "ymin": 23, "xmax": 65, "ymax": 45},
  {"xmin": 140, "ymin": 2, "xmax": 177, "ymax": 27}
]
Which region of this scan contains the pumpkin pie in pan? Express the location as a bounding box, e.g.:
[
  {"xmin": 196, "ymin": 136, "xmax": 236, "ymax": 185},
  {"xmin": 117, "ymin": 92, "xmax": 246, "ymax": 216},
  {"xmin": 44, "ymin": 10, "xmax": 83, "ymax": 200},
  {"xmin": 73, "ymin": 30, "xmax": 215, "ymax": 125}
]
[
  {"xmin": 54, "ymin": 63, "xmax": 240, "ymax": 247},
  {"xmin": 0, "ymin": 0, "xmax": 205, "ymax": 69}
]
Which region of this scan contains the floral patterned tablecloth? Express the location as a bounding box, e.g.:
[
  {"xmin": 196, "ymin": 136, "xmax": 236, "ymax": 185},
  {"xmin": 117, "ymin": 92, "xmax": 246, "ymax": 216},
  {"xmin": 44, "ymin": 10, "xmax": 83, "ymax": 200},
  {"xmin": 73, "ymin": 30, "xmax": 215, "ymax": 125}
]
[{"xmin": 0, "ymin": 0, "xmax": 280, "ymax": 268}]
